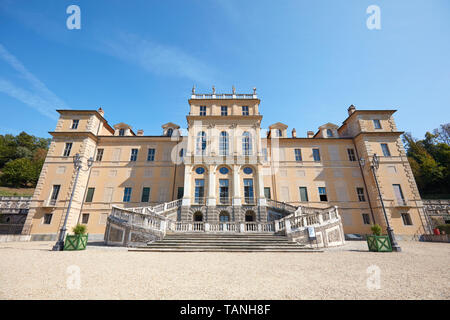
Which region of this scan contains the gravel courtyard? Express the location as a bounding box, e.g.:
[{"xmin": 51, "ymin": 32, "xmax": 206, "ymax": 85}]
[{"xmin": 0, "ymin": 240, "xmax": 448, "ymax": 300}]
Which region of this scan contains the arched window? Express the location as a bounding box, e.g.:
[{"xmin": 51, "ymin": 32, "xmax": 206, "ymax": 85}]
[
  {"xmin": 245, "ymin": 210, "xmax": 256, "ymax": 222},
  {"xmin": 167, "ymin": 128, "xmax": 173, "ymax": 137},
  {"xmin": 277, "ymin": 129, "xmax": 282, "ymax": 137},
  {"xmin": 196, "ymin": 131, "xmax": 207, "ymax": 155},
  {"xmin": 242, "ymin": 131, "xmax": 252, "ymax": 155},
  {"xmin": 219, "ymin": 211, "xmax": 230, "ymax": 222},
  {"xmin": 219, "ymin": 131, "xmax": 229, "ymax": 156},
  {"xmin": 326, "ymin": 129, "xmax": 333, "ymax": 137},
  {"xmin": 193, "ymin": 212, "xmax": 203, "ymax": 222}
]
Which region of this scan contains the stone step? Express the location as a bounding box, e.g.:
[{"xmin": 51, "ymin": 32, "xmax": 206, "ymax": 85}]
[
  {"xmin": 162, "ymin": 237, "xmax": 288, "ymax": 241},
  {"xmin": 156, "ymin": 240, "xmax": 291, "ymax": 244},
  {"xmin": 147, "ymin": 242, "xmax": 302, "ymax": 247},
  {"xmin": 130, "ymin": 248, "xmax": 322, "ymax": 253}
]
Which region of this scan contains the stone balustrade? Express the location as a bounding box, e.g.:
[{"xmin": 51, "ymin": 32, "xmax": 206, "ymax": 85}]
[{"xmin": 104, "ymin": 200, "xmax": 344, "ymax": 248}]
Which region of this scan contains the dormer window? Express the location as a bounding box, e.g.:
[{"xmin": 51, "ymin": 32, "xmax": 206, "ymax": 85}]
[
  {"xmin": 373, "ymin": 119, "xmax": 382, "ymax": 129},
  {"xmin": 326, "ymin": 129, "xmax": 333, "ymax": 137},
  {"xmin": 167, "ymin": 128, "xmax": 173, "ymax": 137},
  {"xmin": 200, "ymin": 106, "xmax": 206, "ymax": 116},
  {"xmin": 71, "ymin": 119, "xmax": 79, "ymax": 129},
  {"xmin": 276, "ymin": 129, "xmax": 282, "ymax": 137},
  {"xmin": 119, "ymin": 129, "xmax": 125, "ymax": 136}
]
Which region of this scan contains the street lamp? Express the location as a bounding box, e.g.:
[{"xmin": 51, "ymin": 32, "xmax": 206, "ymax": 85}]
[
  {"xmin": 52, "ymin": 153, "xmax": 94, "ymax": 251},
  {"xmin": 359, "ymin": 154, "xmax": 402, "ymax": 252}
]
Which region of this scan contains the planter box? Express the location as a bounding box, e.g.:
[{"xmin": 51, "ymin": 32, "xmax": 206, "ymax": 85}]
[
  {"xmin": 64, "ymin": 234, "xmax": 88, "ymax": 251},
  {"xmin": 366, "ymin": 235, "xmax": 392, "ymax": 252}
]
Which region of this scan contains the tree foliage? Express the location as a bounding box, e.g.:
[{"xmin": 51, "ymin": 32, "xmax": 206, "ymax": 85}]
[
  {"xmin": 0, "ymin": 132, "xmax": 50, "ymax": 188},
  {"xmin": 403, "ymin": 123, "xmax": 450, "ymax": 198}
]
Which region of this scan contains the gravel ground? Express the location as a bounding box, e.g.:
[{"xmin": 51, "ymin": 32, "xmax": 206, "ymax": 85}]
[{"xmin": 0, "ymin": 240, "xmax": 448, "ymax": 300}]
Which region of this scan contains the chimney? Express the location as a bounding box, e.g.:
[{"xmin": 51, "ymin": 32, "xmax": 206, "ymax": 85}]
[
  {"xmin": 97, "ymin": 107, "xmax": 104, "ymax": 117},
  {"xmin": 292, "ymin": 128, "xmax": 297, "ymax": 138},
  {"xmin": 307, "ymin": 131, "xmax": 314, "ymax": 138},
  {"xmin": 137, "ymin": 129, "xmax": 144, "ymax": 136},
  {"xmin": 348, "ymin": 104, "xmax": 356, "ymax": 116}
]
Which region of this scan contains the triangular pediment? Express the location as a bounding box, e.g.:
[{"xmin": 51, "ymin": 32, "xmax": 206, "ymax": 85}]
[
  {"xmin": 161, "ymin": 122, "xmax": 180, "ymax": 129},
  {"xmin": 268, "ymin": 122, "xmax": 288, "ymax": 129}
]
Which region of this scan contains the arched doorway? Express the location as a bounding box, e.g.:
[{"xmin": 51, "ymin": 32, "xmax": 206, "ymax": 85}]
[
  {"xmin": 219, "ymin": 211, "xmax": 230, "ymax": 222},
  {"xmin": 193, "ymin": 211, "xmax": 203, "ymax": 222},
  {"xmin": 245, "ymin": 210, "xmax": 256, "ymax": 222}
]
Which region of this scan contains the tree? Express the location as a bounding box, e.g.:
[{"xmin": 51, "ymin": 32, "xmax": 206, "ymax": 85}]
[
  {"xmin": 0, "ymin": 158, "xmax": 35, "ymax": 187},
  {"xmin": 403, "ymin": 125, "xmax": 450, "ymax": 198}
]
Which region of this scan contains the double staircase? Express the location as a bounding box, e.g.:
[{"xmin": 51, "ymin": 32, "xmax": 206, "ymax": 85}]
[
  {"xmin": 130, "ymin": 233, "xmax": 321, "ymax": 252},
  {"xmin": 105, "ymin": 199, "xmax": 345, "ymax": 249}
]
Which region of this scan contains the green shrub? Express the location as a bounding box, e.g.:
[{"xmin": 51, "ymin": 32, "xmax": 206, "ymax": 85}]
[
  {"xmin": 72, "ymin": 224, "xmax": 87, "ymax": 235},
  {"xmin": 437, "ymin": 224, "xmax": 450, "ymax": 234},
  {"xmin": 371, "ymin": 224, "xmax": 382, "ymax": 236}
]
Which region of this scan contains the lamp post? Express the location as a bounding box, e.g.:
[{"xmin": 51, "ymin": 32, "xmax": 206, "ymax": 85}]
[
  {"xmin": 359, "ymin": 154, "xmax": 402, "ymax": 252},
  {"xmin": 52, "ymin": 153, "xmax": 94, "ymax": 251}
]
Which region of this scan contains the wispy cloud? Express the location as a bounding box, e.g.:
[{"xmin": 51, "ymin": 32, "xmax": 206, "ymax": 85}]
[
  {"xmin": 0, "ymin": 44, "xmax": 67, "ymax": 119},
  {"xmin": 102, "ymin": 33, "xmax": 217, "ymax": 86}
]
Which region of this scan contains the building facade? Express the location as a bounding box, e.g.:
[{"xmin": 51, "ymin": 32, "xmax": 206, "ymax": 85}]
[{"xmin": 22, "ymin": 89, "xmax": 430, "ymax": 241}]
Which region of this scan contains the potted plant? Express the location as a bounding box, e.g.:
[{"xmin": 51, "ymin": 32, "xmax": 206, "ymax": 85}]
[
  {"xmin": 366, "ymin": 224, "xmax": 392, "ymax": 252},
  {"xmin": 64, "ymin": 224, "xmax": 88, "ymax": 251}
]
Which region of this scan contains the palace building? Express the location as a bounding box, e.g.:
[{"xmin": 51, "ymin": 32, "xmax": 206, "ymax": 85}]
[{"xmin": 22, "ymin": 88, "xmax": 430, "ymax": 244}]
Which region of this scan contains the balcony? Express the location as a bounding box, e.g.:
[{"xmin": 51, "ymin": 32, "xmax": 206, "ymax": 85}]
[
  {"xmin": 219, "ymin": 197, "xmax": 231, "ymax": 205},
  {"xmin": 193, "ymin": 197, "xmax": 206, "ymax": 205},
  {"xmin": 42, "ymin": 199, "xmax": 57, "ymax": 208},
  {"xmin": 191, "ymin": 93, "xmax": 256, "ymax": 100},
  {"xmin": 244, "ymin": 197, "xmax": 256, "ymax": 205}
]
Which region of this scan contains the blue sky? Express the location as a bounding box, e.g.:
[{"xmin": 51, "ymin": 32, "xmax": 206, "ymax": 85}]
[{"xmin": 0, "ymin": 0, "xmax": 449, "ymax": 139}]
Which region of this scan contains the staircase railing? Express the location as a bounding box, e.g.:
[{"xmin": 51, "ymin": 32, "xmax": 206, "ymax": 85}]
[{"xmin": 109, "ymin": 201, "xmax": 341, "ymax": 236}]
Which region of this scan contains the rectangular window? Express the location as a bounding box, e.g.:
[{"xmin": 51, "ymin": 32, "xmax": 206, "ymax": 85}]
[
  {"xmin": 295, "ymin": 149, "xmax": 302, "ymax": 161},
  {"xmin": 242, "ymin": 106, "xmax": 249, "ymax": 116},
  {"xmin": 244, "ymin": 179, "xmax": 254, "ymax": 203},
  {"xmin": 43, "ymin": 213, "xmax": 52, "ymax": 224},
  {"xmin": 381, "ymin": 143, "xmax": 391, "ymax": 157},
  {"xmin": 123, "ymin": 187, "xmax": 132, "ymax": 202},
  {"xmin": 356, "ymin": 187, "xmax": 366, "ymax": 202},
  {"xmin": 82, "ymin": 213, "xmax": 89, "ymax": 224},
  {"xmin": 177, "ymin": 187, "xmax": 184, "ymax": 199},
  {"xmin": 318, "ymin": 187, "xmax": 327, "ymax": 202},
  {"xmin": 264, "ymin": 187, "xmax": 271, "ymax": 199},
  {"xmin": 50, "ymin": 185, "xmax": 60, "ymax": 205},
  {"xmin": 119, "ymin": 128, "xmax": 125, "ymax": 136},
  {"xmin": 147, "ymin": 148, "xmax": 155, "ymax": 161},
  {"xmin": 262, "ymin": 148, "xmax": 268, "ymax": 161},
  {"xmin": 71, "ymin": 119, "xmax": 79, "ymax": 129},
  {"xmin": 219, "ymin": 179, "xmax": 229, "ymax": 203},
  {"xmin": 347, "ymin": 148, "xmax": 356, "ymax": 161},
  {"xmin": 141, "ymin": 187, "xmax": 150, "ymax": 202},
  {"xmin": 199, "ymin": 106, "xmax": 206, "ymax": 116},
  {"xmin": 96, "ymin": 148, "xmax": 104, "ymax": 161},
  {"xmin": 313, "ymin": 148, "xmax": 321, "ymax": 162},
  {"xmin": 362, "ymin": 213, "xmax": 371, "ymax": 225},
  {"xmin": 401, "ymin": 213, "xmax": 413, "ymax": 225},
  {"xmin": 63, "ymin": 143, "xmax": 72, "ymax": 157},
  {"xmin": 85, "ymin": 188, "xmax": 95, "ymax": 202},
  {"xmin": 373, "ymin": 119, "xmax": 382, "ymax": 129},
  {"xmin": 299, "ymin": 187, "xmax": 309, "ymax": 202},
  {"xmin": 195, "ymin": 179, "xmax": 205, "ymax": 204},
  {"xmin": 393, "ymin": 184, "xmax": 405, "ymax": 205},
  {"xmin": 130, "ymin": 148, "xmax": 138, "ymax": 161},
  {"xmin": 221, "ymin": 106, "xmax": 228, "ymax": 116}
]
